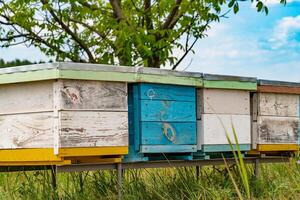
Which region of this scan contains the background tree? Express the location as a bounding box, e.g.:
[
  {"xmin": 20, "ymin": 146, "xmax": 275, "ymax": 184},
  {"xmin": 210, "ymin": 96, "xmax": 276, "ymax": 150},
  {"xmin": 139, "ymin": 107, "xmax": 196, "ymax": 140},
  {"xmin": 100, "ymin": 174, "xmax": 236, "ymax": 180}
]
[
  {"xmin": 0, "ymin": 58, "xmax": 31, "ymax": 67},
  {"xmin": 0, "ymin": 58, "xmax": 47, "ymax": 67},
  {"xmin": 0, "ymin": 0, "xmax": 286, "ymax": 69}
]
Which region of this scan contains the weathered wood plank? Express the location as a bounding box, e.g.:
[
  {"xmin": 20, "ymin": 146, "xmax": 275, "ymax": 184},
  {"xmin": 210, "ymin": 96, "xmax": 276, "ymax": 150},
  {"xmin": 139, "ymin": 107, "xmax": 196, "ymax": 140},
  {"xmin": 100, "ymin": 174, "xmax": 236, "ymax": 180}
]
[
  {"xmin": 251, "ymin": 122, "xmax": 258, "ymax": 149},
  {"xmin": 204, "ymin": 74, "xmax": 256, "ymax": 82},
  {"xmin": 59, "ymin": 111, "xmax": 128, "ymax": 147},
  {"xmin": 258, "ymin": 85, "xmax": 300, "ymax": 94},
  {"xmin": 203, "ymin": 80, "xmax": 257, "ymax": 90},
  {"xmin": 139, "ymin": 83, "xmax": 195, "ymax": 101},
  {"xmin": 251, "ymin": 93, "xmax": 258, "ymax": 121},
  {"xmin": 140, "ymin": 100, "xmax": 196, "ymax": 122},
  {"xmin": 0, "ymin": 81, "xmax": 53, "ymax": 114},
  {"xmin": 140, "ymin": 122, "xmax": 196, "ymax": 145},
  {"xmin": 197, "ymin": 114, "xmax": 251, "ymax": 146},
  {"xmin": 140, "ymin": 145, "xmax": 197, "ymax": 153},
  {"xmin": 259, "ymin": 79, "xmax": 300, "ymax": 88},
  {"xmin": 256, "ymin": 116, "xmax": 299, "ymax": 144},
  {"xmin": 60, "ymin": 80, "xmax": 127, "ymax": 110},
  {"xmin": 258, "ymin": 93, "xmax": 299, "ymax": 117},
  {"xmin": 199, "ymin": 89, "xmax": 250, "ymax": 115},
  {"xmin": 0, "ymin": 113, "xmax": 54, "ymax": 149}
]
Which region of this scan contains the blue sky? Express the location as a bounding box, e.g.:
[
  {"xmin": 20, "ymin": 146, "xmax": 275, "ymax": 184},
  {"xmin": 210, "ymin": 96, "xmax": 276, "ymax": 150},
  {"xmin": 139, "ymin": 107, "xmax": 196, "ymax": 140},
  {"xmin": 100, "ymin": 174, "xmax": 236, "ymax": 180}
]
[
  {"xmin": 0, "ymin": 1, "xmax": 300, "ymax": 82},
  {"xmin": 181, "ymin": 1, "xmax": 300, "ymax": 81}
]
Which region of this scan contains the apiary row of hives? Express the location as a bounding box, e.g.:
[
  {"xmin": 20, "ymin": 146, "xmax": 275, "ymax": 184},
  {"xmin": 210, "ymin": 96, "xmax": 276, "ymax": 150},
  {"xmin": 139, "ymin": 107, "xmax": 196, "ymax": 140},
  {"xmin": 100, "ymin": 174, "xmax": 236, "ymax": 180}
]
[{"xmin": 0, "ymin": 63, "xmax": 298, "ymax": 166}]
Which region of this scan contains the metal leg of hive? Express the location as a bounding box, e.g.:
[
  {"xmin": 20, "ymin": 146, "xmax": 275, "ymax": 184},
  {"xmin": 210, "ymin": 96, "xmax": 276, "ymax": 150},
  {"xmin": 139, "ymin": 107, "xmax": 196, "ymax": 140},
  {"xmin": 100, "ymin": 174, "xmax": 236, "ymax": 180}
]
[
  {"xmin": 196, "ymin": 166, "xmax": 201, "ymax": 181},
  {"xmin": 254, "ymin": 159, "xmax": 260, "ymax": 178},
  {"xmin": 117, "ymin": 163, "xmax": 123, "ymax": 200},
  {"xmin": 51, "ymin": 166, "xmax": 57, "ymax": 191}
]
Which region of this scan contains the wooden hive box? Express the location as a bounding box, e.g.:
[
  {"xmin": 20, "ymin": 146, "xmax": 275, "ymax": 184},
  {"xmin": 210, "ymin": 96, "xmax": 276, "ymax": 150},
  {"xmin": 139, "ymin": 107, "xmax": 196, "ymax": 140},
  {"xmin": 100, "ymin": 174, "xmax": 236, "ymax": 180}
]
[
  {"xmin": 0, "ymin": 63, "xmax": 140, "ymax": 166},
  {"xmin": 124, "ymin": 68, "xmax": 202, "ymax": 162},
  {"xmin": 196, "ymin": 74, "xmax": 257, "ymax": 158},
  {"xmin": 251, "ymin": 80, "xmax": 300, "ymax": 153}
]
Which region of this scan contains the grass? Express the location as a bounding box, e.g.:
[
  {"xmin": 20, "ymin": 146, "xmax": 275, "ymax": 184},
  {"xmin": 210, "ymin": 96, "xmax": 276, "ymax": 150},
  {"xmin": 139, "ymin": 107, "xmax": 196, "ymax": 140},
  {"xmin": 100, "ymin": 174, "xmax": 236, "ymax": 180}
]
[{"xmin": 0, "ymin": 158, "xmax": 299, "ymax": 200}]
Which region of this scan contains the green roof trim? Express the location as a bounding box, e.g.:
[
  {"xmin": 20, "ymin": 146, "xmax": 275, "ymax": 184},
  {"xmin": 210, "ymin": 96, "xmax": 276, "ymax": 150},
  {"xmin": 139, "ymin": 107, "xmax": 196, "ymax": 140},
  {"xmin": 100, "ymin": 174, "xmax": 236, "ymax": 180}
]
[
  {"xmin": 0, "ymin": 63, "xmax": 203, "ymax": 87},
  {"xmin": 204, "ymin": 80, "xmax": 257, "ymax": 90},
  {"xmin": 136, "ymin": 73, "xmax": 203, "ymax": 87},
  {"xmin": 0, "ymin": 69, "xmax": 59, "ymax": 85},
  {"xmin": 59, "ymin": 70, "xmax": 137, "ymax": 83}
]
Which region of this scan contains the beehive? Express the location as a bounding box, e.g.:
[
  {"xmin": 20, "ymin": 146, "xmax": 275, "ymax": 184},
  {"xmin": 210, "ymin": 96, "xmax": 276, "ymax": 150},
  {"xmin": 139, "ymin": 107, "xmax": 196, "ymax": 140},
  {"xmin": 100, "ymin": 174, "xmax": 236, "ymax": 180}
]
[
  {"xmin": 124, "ymin": 69, "xmax": 202, "ymax": 162},
  {"xmin": 0, "ymin": 63, "xmax": 137, "ymax": 166},
  {"xmin": 251, "ymin": 80, "xmax": 300, "ymax": 154},
  {"xmin": 196, "ymin": 74, "xmax": 257, "ymax": 158}
]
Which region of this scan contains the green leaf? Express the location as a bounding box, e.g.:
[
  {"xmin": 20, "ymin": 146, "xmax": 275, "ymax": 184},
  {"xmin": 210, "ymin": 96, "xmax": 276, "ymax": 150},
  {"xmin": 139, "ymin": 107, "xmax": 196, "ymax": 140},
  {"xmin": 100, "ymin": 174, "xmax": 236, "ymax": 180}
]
[
  {"xmin": 264, "ymin": 6, "xmax": 269, "ymax": 15},
  {"xmin": 233, "ymin": 3, "xmax": 239, "ymax": 14},
  {"xmin": 257, "ymin": 1, "xmax": 263, "ymax": 12},
  {"xmin": 228, "ymin": 0, "xmax": 235, "ymax": 8}
]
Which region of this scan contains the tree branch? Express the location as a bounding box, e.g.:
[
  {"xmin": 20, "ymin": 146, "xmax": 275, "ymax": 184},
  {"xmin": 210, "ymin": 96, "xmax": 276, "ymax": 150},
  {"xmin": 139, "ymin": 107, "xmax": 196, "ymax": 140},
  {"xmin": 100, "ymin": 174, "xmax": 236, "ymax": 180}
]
[
  {"xmin": 41, "ymin": 0, "xmax": 96, "ymax": 63},
  {"xmin": 144, "ymin": 0, "xmax": 154, "ymax": 30},
  {"xmin": 0, "ymin": 34, "xmax": 29, "ymax": 41},
  {"xmin": 161, "ymin": 0, "xmax": 182, "ymax": 29},
  {"xmin": 109, "ymin": 0, "xmax": 125, "ymax": 21},
  {"xmin": 68, "ymin": 18, "xmax": 116, "ymax": 51},
  {"xmin": 172, "ymin": 37, "xmax": 198, "ymax": 70}
]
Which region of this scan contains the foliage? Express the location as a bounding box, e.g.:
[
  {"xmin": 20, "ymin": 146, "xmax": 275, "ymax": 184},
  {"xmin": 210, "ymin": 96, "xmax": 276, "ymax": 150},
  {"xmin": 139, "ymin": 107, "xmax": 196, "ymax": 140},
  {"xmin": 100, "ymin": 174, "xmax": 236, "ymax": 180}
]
[
  {"xmin": 0, "ymin": 0, "xmax": 286, "ymax": 68},
  {"xmin": 0, "ymin": 58, "xmax": 32, "ymax": 67},
  {"xmin": 0, "ymin": 58, "xmax": 46, "ymax": 68}
]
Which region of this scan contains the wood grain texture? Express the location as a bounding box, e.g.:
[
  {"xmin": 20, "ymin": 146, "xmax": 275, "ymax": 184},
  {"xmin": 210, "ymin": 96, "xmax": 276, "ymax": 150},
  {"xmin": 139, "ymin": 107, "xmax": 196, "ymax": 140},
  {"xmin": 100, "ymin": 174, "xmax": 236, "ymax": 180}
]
[
  {"xmin": 140, "ymin": 122, "xmax": 196, "ymax": 145},
  {"xmin": 59, "ymin": 111, "xmax": 128, "ymax": 147},
  {"xmin": 258, "ymin": 93, "xmax": 299, "ymax": 117},
  {"xmin": 0, "ymin": 113, "xmax": 54, "ymax": 149},
  {"xmin": 252, "ymin": 122, "xmax": 258, "ymax": 149},
  {"xmin": 139, "ymin": 83, "xmax": 195, "ymax": 101},
  {"xmin": 256, "ymin": 116, "xmax": 299, "ymax": 144},
  {"xmin": 251, "ymin": 93, "xmax": 258, "ymax": 121},
  {"xmin": 199, "ymin": 89, "xmax": 250, "ymax": 115},
  {"xmin": 140, "ymin": 100, "xmax": 196, "ymax": 122},
  {"xmin": 60, "ymin": 80, "xmax": 127, "ymax": 110},
  {"xmin": 258, "ymin": 85, "xmax": 300, "ymax": 94},
  {"xmin": 197, "ymin": 114, "xmax": 251, "ymax": 147},
  {"xmin": 0, "ymin": 81, "xmax": 53, "ymax": 114}
]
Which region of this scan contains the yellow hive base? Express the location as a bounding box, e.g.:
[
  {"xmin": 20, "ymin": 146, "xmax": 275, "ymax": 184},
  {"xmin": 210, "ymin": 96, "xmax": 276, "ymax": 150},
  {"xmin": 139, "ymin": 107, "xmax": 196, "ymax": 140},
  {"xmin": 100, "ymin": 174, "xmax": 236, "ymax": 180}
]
[
  {"xmin": 59, "ymin": 146, "xmax": 128, "ymax": 157},
  {"xmin": 0, "ymin": 147, "xmax": 127, "ymax": 166},
  {"xmin": 257, "ymin": 144, "xmax": 299, "ymax": 152},
  {"xmin": 248, "ymin": 144, "xmax": 299, "ymax": 155}
]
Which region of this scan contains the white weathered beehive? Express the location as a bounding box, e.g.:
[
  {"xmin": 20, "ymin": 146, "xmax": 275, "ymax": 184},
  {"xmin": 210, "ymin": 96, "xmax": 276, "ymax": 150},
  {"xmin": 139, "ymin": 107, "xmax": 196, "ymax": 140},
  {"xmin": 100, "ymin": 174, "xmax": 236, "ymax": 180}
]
[
  {"xmin": 0, "ymin": 63, "xmax": 136, "ymax": 165},
  {"xmin": 251, "ymin": 80, "xmax": 300, "ymax": 152},
  {"xmin": 197, "ymin": 74, "xmax": 257, "ymax": 153}
]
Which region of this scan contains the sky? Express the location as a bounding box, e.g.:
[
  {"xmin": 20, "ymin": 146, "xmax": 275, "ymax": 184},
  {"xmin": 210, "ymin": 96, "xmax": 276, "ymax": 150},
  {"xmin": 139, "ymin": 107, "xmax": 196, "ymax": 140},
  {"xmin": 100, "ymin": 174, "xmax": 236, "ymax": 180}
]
[{"xmin": 0, "ymin": 1, "xmax": 300, "ymax": 82}]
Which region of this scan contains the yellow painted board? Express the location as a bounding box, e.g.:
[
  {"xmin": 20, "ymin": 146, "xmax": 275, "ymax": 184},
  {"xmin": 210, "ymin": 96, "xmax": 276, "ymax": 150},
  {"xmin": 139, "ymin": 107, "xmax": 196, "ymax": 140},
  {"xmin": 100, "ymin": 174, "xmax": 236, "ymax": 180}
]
[
  {"xmin": 0, "ymin": 148, "xmax": 62, "ymax": 162},
  {"xmin": 257, "ymin": 144, "xmax": 299, "ymax": 152},
  {"xmin": 0, "ymin": 160, "xmax": 71, "ymax": 166},
  {"xmin": 70, "ymin": 157, "xmax": 122, "ymax": 164},
  {"xmin": 247, "ymin": 150, "xmax": 260, "ymax": 155},
  {"xmin": 59, "ymin": 146, "xmax": 128, "ymax": 157},
  {"xmin": 0, "ymin": 147, "xmax": 128, "ymax": 162}
]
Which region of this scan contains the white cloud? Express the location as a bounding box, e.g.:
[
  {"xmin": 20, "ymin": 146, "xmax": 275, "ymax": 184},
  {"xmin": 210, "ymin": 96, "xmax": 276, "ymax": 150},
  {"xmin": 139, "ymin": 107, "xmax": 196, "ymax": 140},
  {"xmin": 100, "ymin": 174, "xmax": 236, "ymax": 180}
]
[
  {"xmin": 269, "ymin": 15, "xmax": 300, "ymax": 48},
  {"xmin": 176, "ymin": 19, "xmax": 300, "ymax": 82},
  {"xmin": 252, "ymin": 0, "xmax": 300, "ymax": 7}
]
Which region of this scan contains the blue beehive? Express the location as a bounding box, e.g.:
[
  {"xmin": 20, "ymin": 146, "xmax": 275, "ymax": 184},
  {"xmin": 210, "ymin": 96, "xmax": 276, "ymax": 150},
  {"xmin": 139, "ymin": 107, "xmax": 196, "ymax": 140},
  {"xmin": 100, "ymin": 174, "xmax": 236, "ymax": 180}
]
[{"xmin": 125, "ymin": 83, "xmax": 197, "ymax": 162}]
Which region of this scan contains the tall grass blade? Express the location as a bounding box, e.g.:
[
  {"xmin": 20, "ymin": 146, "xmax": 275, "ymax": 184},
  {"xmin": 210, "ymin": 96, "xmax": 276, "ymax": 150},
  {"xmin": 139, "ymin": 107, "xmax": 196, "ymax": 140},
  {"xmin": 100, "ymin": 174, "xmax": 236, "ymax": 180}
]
[
  {"xmin": 222, "ymin": 155, "xmax": 244, "ymax": 200},
  {"xmin": 217, "ymin": 116, "xmax": 251, "ymax": 199}
]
